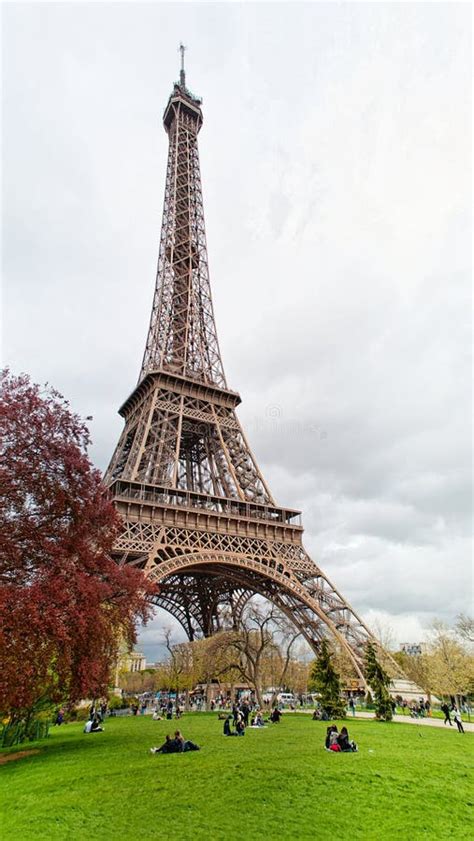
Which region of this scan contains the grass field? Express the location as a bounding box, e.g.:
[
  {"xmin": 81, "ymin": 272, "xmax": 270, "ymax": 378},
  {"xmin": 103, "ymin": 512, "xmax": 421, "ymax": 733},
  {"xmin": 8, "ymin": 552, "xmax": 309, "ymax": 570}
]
[{"xmin": 1, "ymin": 713, "xmax": 472, "ymax": 840}]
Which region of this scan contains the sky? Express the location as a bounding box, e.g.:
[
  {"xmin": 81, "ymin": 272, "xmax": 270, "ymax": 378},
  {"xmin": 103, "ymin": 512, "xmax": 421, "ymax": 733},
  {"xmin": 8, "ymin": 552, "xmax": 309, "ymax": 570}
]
[{"xmin": 2, "ymin": 2, "xmax": 472, "ymax": 663}]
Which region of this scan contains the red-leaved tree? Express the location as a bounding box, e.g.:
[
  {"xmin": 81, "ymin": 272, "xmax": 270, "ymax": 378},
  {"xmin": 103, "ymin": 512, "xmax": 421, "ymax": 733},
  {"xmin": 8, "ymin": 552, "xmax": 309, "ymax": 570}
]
[{"xmin": 0, "ymin": 370, "xmax": 155, "ymax": 724}]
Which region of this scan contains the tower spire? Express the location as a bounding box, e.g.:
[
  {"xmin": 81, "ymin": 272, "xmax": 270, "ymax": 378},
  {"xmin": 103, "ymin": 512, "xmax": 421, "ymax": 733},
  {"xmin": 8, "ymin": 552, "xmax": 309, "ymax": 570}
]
[
  {"xmin": 141, "ymin": 57, "xmax": 222, "ymax": 388},
  {"xmin": 179, "ymin": 42, "xmax": 186, "ymax": 88}
]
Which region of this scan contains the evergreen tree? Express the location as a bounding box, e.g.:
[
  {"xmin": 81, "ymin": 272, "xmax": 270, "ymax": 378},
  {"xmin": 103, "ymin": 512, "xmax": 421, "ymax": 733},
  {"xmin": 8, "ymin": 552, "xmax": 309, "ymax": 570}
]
[
  {"xmin": 309, "ymin": 640, "xmax": 346, "ymax": 719},
  {"xmin": 365, "ymin": 642, "xmax": 393, "ymax": 721}
]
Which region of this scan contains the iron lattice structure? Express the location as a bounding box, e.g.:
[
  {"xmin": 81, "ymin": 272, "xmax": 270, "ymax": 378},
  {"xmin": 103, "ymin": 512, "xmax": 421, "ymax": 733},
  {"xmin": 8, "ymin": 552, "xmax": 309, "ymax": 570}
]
[{"xmin": 105, "ymin": 66, "xmax": 400, "ymax": 684}]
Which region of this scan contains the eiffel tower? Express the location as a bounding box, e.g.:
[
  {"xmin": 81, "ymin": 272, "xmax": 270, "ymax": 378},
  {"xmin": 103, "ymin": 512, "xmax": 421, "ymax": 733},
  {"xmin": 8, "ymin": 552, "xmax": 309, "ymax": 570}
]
[{"xmin": 105, "ymin": 52, "xmax": 399, "ymax": 684}]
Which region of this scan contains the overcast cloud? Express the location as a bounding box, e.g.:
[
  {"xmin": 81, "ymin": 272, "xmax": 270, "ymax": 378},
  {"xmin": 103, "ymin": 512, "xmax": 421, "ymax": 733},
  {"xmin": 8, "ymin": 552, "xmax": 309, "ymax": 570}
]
[{"xmin": 2, "ymin": 2, "xmax": 472, "ymax": 662}]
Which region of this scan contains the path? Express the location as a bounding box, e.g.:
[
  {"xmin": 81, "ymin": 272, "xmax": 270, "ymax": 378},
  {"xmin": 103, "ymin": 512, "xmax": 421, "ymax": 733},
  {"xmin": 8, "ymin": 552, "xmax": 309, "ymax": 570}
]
[
  {"xmin": 354, "ymin": 710, "xmax": 474, "ymax": 732},
  {"xmin": 284, "ymin": 709, "xmax": 474, "ymax": 732}
]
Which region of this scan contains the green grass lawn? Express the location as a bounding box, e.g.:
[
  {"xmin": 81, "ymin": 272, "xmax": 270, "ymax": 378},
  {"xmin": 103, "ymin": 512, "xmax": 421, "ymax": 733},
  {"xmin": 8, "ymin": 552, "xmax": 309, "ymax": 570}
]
[{"xmin": 1, "ymin": 713, "xmax": 472, "ymax": 840}]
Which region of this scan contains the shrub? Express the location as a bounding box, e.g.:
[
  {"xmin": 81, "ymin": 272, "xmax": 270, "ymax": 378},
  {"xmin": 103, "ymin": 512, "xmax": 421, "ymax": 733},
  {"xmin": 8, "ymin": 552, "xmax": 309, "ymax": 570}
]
[{"xmin": 1, "ymin": 718, "xmax": 50, "ymax": 747}]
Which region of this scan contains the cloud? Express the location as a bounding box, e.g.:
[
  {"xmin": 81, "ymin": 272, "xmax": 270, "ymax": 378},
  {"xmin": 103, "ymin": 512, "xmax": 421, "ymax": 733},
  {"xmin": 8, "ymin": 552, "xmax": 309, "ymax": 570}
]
[{"xmin": 2, "ymin": 3, "xmax": 471, "ymax": 663}]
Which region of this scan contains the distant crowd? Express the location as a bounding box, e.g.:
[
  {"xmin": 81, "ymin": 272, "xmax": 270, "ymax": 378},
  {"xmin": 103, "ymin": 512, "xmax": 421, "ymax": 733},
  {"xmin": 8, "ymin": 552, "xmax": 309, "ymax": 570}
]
[
  {"xmin": 71, "ymin": 691, "xmax": 469, "ymax": 745},
  {"xmin": 221, "ymin": 702, "xmax": 283, "ymax": 735}
]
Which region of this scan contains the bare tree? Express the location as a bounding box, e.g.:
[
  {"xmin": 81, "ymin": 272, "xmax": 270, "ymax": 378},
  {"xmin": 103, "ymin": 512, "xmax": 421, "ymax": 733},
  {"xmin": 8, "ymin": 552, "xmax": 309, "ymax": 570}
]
[
  {"xmin": 370, "ymin": 616, "xmax": 396, "ymax": 652},
  {"xmin": 211, "ymin": 601, "xmax": 302, "ymax": 706},
  {"xmin": 163, "ymin": 630, "xmax": 196, "ymax": 708},
  {"xmin": 455, "ymin": 614, "xmax": 474, "ymax": 644}
]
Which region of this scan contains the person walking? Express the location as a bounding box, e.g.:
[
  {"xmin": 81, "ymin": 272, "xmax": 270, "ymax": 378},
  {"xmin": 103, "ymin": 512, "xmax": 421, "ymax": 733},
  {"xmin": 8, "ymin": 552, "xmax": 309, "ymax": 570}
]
[
  {"xmin": 54, "ymin": 708, "xmax": 64, "ymax": 726},
  {"xmin": 441, "ymin": 702, "xmax": 452, "ymax": 726},
  {"xmin": 348, "ymin": 697, "xmax": 355, "ymax": 717},
  {"xmin": 452, "ymin": 706, "xmax": 465, "ymax": 734}
]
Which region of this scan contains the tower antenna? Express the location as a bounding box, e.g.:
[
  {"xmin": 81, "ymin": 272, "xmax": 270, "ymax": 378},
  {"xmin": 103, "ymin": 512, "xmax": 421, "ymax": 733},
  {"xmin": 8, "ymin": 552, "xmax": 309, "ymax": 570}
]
[{"xmin": 179, "ymin": 42, "xmax": 186, "ymax": 87}]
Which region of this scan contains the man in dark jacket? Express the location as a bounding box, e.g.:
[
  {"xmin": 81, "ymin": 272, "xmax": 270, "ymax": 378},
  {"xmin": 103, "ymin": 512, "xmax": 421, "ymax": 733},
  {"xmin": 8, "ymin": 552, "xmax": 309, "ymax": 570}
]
[{"xmin": 441, "ymin": 702, "xmax": 452, "ymax": 726}]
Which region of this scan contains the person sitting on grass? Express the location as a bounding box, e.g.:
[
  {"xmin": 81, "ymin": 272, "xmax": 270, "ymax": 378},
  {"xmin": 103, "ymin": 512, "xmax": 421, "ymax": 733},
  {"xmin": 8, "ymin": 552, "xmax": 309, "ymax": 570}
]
[
  {"xmin": 250, "ymin": 712, "xmax": 265, "ymax": 727},
  {"xmin": 84, "ymin": 715, "xmax": 104, "ymax": 734},
  {"xmin": 223, "ymin": 716, "xmax": 236, "ymax": 736},
  {"xmin": 337, "ymin": 726, "xmax": 358, "ymax": 752},
  {"xmin": 174, "ymin": 729, "xmax": 200, "ymax": 752},
  {"xmin": 150, "ymin": 731, "xmax": 200, "ymax": 754},
  {"xmin": 270, "ymin": 708, "xmax": 282, "ymax": 723},
  {"xmin": 325, "ymin": 725, "xmax": 338, "ymax": 749},
  {"xmin": 236, "ymin": 718, "xmax": 245, "ymax": 736}
]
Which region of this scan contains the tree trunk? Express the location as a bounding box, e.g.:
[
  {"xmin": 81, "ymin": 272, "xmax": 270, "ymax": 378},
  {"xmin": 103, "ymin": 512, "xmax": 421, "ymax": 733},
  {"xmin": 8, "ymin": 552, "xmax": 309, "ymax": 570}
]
[{"xmin": 254, "ymin": 683, "xmax": 263, "ymax": 708}]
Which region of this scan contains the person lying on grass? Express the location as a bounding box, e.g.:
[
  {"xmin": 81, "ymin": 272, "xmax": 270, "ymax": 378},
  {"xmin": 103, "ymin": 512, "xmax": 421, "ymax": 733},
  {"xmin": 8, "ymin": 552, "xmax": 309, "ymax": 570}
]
[
  {"xmin": 150, "ymin": 730, "xmax": 200, "ymax": 754},
  {"xmin": 325, "ymin": 725, "xmax": 357, "ymax": 752},
  {"xmin": 150, "ymin": 734, "xmax": 175, "ymax": 753}
]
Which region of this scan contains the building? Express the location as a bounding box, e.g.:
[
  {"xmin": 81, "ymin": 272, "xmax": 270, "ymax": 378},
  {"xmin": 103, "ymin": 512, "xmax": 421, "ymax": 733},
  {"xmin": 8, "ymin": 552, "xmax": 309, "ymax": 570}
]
[
  {"xmin": 120, "ymin": 650, "xmax": 146, "ymax": 672},
  {"xmin": 400, "ymin": 643, "xmax": 427, "ymax": 657}
]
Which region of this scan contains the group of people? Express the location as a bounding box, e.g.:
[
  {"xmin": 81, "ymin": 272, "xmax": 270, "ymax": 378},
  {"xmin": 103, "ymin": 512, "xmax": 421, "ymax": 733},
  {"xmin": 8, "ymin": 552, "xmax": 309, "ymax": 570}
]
[
  {"xmin": 84, "ymin": 717, "xmax": 104, "ymax": 733},
  {"xmin": 83, "ymin": 701, "xmax": 108, "ymax": 734},
  {"xmin": 312, "ymin": 708, "xmax": 331, "ymax": 721},
  {"xmin": 406, "ymin": 699, "xmax": 431, "ymax": 718},
  {"xmin": 150, "ymin": 730, "xmax": 200, "ymax": 754},
  {"xmin": 150, "ymin": 700, "xmax": 183, "ymax": 720},
  {"xmin": 223, "ymin": 703, "xmax": 283, "ymax": 736},
  {"xmin": 223, "ymin": 715, "xmax": 246, "ymax": 736},
  {"xmin": 325, "ymin": 725, "xmax": 358, "ymax": 753},
  {"xmin": 441, "ymin": 703, "xmax": 465, "ymax": 733}
]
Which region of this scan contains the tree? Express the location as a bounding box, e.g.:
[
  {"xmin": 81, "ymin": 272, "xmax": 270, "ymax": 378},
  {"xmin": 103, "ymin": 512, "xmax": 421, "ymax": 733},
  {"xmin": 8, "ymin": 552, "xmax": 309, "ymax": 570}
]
[
  {"xmin": 370, "ymin": 617, "xmax": 396, "ymax": 652},
  {"xmin": 163, "ymin": 631, "xmax": 197, "ymax": 706},
  {"xmin": 193, "ymin": 633, "xmax": 240, "ymax": 693},
  {"xmin": 308, "ymin": 640, "xmax": 346, "ymax": 718},
  {"xmin": 221, "ymin": 604, "xmax": 277, "ymax": 705},
  {"xmin": 0, "ymin": 370, "xmax": 155, "ymax": 726},
  {"xmin": 455, "ymin": 614, "xmax": 474, "ymax": 645},
  {"xmin": 365, "ymin": 642, "xmax": 393, "ymax": 721},
  {"xmin": 260, "ymin": 614, "xmax": 303, "ymax": 703},
  {"xmin": 424, "ymin": 621, "xmax": 474, "ymax": 701},
  {"xmin": 213, "ymin": 602, "xmax": 302, "ymax": 706},
  {"xmin": 393, "ymin": 650, "xmax": 431, "ymax": 696}
]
